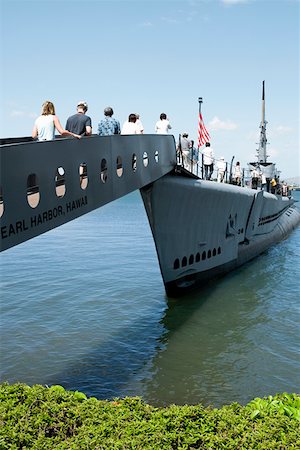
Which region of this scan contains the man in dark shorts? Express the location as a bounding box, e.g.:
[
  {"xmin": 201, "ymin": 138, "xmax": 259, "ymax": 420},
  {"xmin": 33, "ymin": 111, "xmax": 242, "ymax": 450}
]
[{"xmin": 65, "ymin": 101, "xmax": 92, "ymax": 136}]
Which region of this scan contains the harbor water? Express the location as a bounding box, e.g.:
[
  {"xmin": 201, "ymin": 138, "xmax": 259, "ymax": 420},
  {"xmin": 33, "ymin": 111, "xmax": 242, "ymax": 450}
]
[{"xmin": 0, "ymin": 190, "xmax": 299, "ymax": 407}]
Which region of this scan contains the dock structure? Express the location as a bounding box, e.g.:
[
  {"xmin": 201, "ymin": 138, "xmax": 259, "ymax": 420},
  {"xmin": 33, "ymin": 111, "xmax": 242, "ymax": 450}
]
[{"xmin": 0, "ymin": 135, "xmax": 177, "ymax": 252}]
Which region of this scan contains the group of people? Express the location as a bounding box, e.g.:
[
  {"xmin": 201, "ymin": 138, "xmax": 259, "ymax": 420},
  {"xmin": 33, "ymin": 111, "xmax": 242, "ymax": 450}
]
[
  {"xmin": 177, "ymin": 137, "xmax": 240, "ymax": 184},
  {"xmin": 32, "ymin": 100, "xmax": 172, "ymax": 141},
  {"xmin": 250, "ymin": 167, "xmax": 288, "ymax": 195},
  {"xmin": 32, "ymin": 102, "xmax": 289, "ymax": 196},
  {"xmin": 201, "ymin": 142, "xmax": 232, "ymax": 183},
  {"xmin": 250, "ymin": 165, "xmax": 271, "ymax": 191}
]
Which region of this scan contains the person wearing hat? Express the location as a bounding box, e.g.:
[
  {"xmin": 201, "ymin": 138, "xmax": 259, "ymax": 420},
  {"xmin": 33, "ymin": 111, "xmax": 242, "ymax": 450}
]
[
  {"xmin": 97, "ymin": 107, "xmax": 121, "ymax": 136},
  {"xmin": 177, "ymin": 132, "xmax": 191, "ymax": 170},
  {"xmin": 217, "ymin": 156, "xmax": 226, "ymax": 183},
  {"xmin": 135, "ymin": 113, "xmax": 144, "ymax": 134},
  {"xmin": 65, "ymin": 101, "xmax": 92, "ymax": 136}
]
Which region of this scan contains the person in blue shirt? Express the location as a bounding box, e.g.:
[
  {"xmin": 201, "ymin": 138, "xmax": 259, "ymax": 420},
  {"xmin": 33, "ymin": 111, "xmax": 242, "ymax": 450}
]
[{"xmin": 97, "ymin": 107, "xmax": 121, "ymax": 136}]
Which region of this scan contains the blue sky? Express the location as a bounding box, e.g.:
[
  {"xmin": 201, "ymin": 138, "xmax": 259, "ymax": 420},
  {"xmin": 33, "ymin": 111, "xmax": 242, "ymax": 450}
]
[{"xmin": 1, "ymin": 0, "xmax": 299, "ymax": 178}]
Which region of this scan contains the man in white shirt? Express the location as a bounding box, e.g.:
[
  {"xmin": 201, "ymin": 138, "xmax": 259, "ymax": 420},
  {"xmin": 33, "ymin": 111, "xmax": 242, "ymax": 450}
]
[{"xmin": 202, "ymin": 142, "xmax": 214, "ymax": 180}]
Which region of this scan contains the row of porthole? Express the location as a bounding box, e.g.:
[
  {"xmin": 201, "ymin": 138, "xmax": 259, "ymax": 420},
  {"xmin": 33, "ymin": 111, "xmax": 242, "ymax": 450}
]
[
  {"xmin": 173, "ymin": 246, "xmax": 222, "ymax": 270},
  {"xmin": 0, "ymin": 151, "xmax": 160, "ymax": 216}
]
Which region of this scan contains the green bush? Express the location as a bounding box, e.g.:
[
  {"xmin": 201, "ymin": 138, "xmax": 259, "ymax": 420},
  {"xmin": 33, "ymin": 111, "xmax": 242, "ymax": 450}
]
[{"xmin": 0, "ymin": 383, "xmax": 299, "ymax": 449}]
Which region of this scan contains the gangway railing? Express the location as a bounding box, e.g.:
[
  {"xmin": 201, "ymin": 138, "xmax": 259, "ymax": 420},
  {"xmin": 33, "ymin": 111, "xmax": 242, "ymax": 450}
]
[{"xmin": 0, "ymin": 134, "xmax": 176, "ymax": 251}]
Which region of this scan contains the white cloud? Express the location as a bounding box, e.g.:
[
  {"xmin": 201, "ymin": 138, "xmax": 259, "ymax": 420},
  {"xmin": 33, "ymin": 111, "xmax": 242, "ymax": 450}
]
[
  {"xmin": 266, "ymin": 146, "xmax": 280, "ymax": 159},
  {"xmin": 10, "ymin": 110, "xmax": 36, "ymax": 119},
  {"xmin": 209, "ymin": 116, "xmax": 238, "ymax": 131},
  {"xmin": 253, "ymin": 125, "xmax": 294, "ymax": 140},
  {"xmin": 221, "ymin": 0, "xmax": 249, "ymax": 4},
  {"xmin": 139, "ymin": 21, "xmax": 153, "ymax": 28},
  {"xmin": 247, "ymin": 130, "xmax": 260, "ymax": 141},
  {"xmin": 10, "ymin": 110, "xmax": 24, "ymax": 117},
  {"xmin": 274, "ymin": 125, "xmax": 293, "ymax": 134},
  {"xmin": 161, "ymin": 16, "xmax": 179, "ymax": 24}
]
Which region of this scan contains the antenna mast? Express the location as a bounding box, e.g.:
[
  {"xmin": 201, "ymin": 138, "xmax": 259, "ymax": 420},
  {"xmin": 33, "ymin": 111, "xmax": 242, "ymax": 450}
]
[{"xmin": 257, "ymin": 80, "xmax": 268, "ymax": 163}]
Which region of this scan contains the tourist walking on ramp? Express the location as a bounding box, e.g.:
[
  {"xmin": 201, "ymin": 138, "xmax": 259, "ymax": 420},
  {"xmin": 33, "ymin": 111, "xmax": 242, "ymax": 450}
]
[
  {"xmin": 97, "ymin": 107, "xmax": 121, "ymax": 136},
  {"xmin": 190, "ymin": 140, "xmax": 199, "ymax": 175},
  {"xmin": 135, "ymin": 113, "xmax": 144, "ymax": 134},
  {"xmin": 233, "ymin": 161, "xmax": 241, "ymax": 186},
  {"xmin": 251, "ymin": 166, "xmax": 261, "ymax": 190},
  {"xmin": 32, "ymin": 101, "xmax": 81, "ymax": 141},
  {"xmin": 217, "ymin": 157, "xmax": 226, "ymax": 183},
  {"xmin": 155, "ymin": 113, "xmax": 172, "ymax": 134},
  {"xmin": 121, "ymin": 114, "xmax": 141, "ymax": 134},
  {"xmin": 270, "ymin": 176, "xmax": 277, "ymax": 194},
  {"xmin": 177, "ymin": 133, "xmax": 191, "ymax": 170},
  {"xmin": 202, "ymin": 142, "xmax": 214, "ymax": 180},
  {"xmin": 65, "ymin": 101, "xmax": 92, "ymax": 136}
]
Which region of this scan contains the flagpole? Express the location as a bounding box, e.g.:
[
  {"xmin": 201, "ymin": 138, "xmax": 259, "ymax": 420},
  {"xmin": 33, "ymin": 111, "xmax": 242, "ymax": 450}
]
[
  {"xmin": 198, "ymin": 97, "xmax": 203, "ymax": 148},
  {"xmin": 198, "ymin": 97, "xmax": 203, "ymax": 178}
]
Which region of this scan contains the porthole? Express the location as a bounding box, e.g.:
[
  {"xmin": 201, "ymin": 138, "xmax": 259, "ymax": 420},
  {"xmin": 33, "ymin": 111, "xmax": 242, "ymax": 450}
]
[
  {"xmin": 0, "ymin": 187, "xmax": 4, "ymax": 218},
  {"xmin": 100, "ymin": 158, "xmax": 108, "ymax": 183},
  {"xmin": 213, "ymin": 248, "xmax": 217, "ymax": 256},
  {"xmin": 182, "ymin": 256, "xmax": 187, "ymax": 267},
  {"xmin": 154, "ymin": 150, "xmax": 159, "ymax": 163},
  {"xmin": 132, "ymin": 154, "xmax": 137, "ymax": 172},
  {"xmin": 202, "ymin": 251, "xmax": 206, "ymax": 260},
  {"xmin": 79, "ymin": 163, "xmax": 88, "ymax": 189},
  {"xmin": 196, "ymin": 252, "xmax": 200, "ymax": 262},
  {"xmin": 174, "ymin": 258, "xmax": 180, "ymax": 270},
  {"xmin": 208, "ymin": 250, "xmax": 212, "ymax": 259},
  {"xmin": 189, "ymin": 254, "xmax": 194, "ymax": 265},
  {"xmin": 116, "ymin": 156, "xmax": 123, "ymax": 177},
  {"xmin": 143, "ymin": 151, "xmax": 149, "ymax": 167},
  {"xmin": 55, "ymin": 167, "xmax": 66, "ymax": 198},
  {"xmin": 27, "ymin": 173, "xmax": 40, "ymax": 208}
]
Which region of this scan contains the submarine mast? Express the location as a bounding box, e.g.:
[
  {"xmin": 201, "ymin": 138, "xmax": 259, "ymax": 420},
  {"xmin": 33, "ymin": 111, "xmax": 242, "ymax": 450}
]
[{"xmin": 257, "ymin": 80, "xmax": 268, "ymax": 163}]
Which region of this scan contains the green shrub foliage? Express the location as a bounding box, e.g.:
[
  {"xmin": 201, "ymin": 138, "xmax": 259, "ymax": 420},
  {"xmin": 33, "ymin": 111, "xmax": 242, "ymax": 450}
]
[{"xmin": 0, "ymin": 383, "xmax": 299, "ymax": 449}]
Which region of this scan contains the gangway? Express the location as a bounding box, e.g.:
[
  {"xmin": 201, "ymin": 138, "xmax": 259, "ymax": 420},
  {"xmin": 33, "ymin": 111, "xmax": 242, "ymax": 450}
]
[{"xmin": 0, "ymin": 134, "xmax": 177, "ymax": 252}]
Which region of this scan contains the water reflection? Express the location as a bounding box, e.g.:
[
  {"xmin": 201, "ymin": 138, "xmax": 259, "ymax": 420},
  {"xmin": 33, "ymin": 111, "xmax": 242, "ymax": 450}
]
[{"xmin": 142, "ymin": 247, "xmax": 300, "ymax": 407}]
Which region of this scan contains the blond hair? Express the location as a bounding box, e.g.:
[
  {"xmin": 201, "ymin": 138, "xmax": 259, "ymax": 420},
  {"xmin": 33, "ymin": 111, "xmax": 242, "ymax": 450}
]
[{"xmin": 41, "ymin": 101, "xmax": 55, "ymax": 116}]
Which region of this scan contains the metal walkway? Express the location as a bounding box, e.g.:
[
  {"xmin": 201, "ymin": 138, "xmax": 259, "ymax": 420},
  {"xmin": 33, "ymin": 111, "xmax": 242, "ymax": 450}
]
[{"xmin": 0, "ymin": 134, "xmax": 176, "ymax": 251}]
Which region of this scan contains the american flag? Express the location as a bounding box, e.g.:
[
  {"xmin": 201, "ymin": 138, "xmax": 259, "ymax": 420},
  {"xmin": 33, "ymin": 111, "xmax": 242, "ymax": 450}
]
[{"xmin": 198, "ymin": 113, "xmax": 210, "ymax": 148}]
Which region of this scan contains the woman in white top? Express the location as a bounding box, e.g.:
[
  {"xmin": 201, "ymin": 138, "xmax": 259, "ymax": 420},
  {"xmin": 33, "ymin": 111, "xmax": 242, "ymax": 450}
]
[
  {"xmin": 155, "ymin": 113, "xmax": 172, "ymax": 134},
  {"xmin": 121, "ymin": 113, "xmax": 141, "ymax": 134},
  {"xmin": 32, "ymin": 101, "xmax": 81, "ymax": 141}
]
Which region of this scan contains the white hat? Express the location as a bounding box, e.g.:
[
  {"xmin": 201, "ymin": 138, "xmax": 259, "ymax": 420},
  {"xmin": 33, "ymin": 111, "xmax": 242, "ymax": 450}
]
[{"xmin": 77, "ymin": 101, "xmax": 88, "ymax": 110}]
